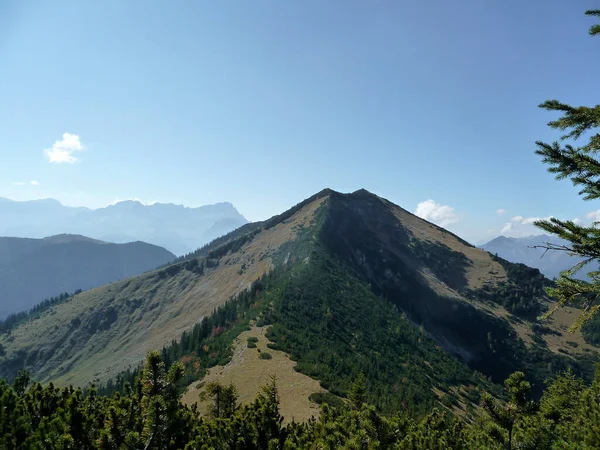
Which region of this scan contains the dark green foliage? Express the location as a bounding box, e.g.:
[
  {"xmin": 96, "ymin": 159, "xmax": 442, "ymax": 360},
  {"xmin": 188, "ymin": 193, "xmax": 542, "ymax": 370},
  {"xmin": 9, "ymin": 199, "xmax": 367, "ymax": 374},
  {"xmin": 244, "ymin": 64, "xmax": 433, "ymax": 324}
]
[
  {"xmin": 157, "ymin": 222, "xmax": 263, "ymax": 268},
  {"xmin": 264, "ymin": 251, "xmax": 498, "ymax": 415},
  {"xmin": 533, "ymin": 8, "xmax": 600, "ymax": 328},
  {"xmin": 349, "ymin": 372, "xmax": 367, "ymax": 409},
  {"xmin": 247, "ymin": 337, "xmax": 258, "ymax": 348},
  {"xmin": 258, "ymin": 351, "xmax": 272, "ymax": 360},
  {"xmin": 317, "ymin": 190, "xmax": 587, "ymax": 390},
  {"xmin": 183, "ymin": 257, "xmax": 204, "ymax": 275},
  {"xmin": 104, "ymin": 241, "xmax": 504, "ymax": 417},
  {"xmin": 206, "ymin": 228, "xmax": 260, "ymax": 260},
  {"xmin": 581, "ymin": 312, "xmax": 600, "ymax": 345},
  {"xmin": 87, "ymin": 306, "xmax": 118, "ymax": 333},
  {"xmin": 199, "ymin": 382, "xmax": 239, "ymax": 419},
  {"xmin": 481, "ymin": 372, "xmax": 537, "ymax": 450},
  {"xmin": 1, "ymin": 351, "xmax": 599, "ymax": 449},
  {"xmin": 468, "ymin": 254, "xmax": 550, "ymax": 319},
  {"xmin": 308, "ymin": 391, "xmax": 345, "ymax": 408},
  {"xmin": 0, "ymin": 290, "xmax": 80, "ymax": 334}
]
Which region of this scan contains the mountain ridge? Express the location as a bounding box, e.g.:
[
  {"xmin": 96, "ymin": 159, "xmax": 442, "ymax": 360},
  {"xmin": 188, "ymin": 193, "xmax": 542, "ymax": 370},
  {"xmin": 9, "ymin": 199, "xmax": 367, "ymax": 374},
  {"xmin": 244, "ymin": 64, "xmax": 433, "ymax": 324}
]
[
  {"xmin": 481, "ymin": 234, "xmax": 595, "ymax": 280},
  {"xmin": 0, "ymin": 188, "xmax": 596, "ymax": 414},
  {"xmin": 0, "ymin": 197, "xmax": 247, "ymax": 255},
  {"xmin": 0, "ymin": 235, "xmax": 176, "ymax": 318}
]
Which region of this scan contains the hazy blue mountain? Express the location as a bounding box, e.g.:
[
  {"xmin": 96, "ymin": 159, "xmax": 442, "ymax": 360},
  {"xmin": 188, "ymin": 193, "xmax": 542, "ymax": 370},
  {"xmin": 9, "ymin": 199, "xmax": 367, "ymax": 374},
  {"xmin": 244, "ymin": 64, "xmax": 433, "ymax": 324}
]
[
  {"xmin": 481, "ymin": 234, "xmax": 595, "ymax": 280},
  {"xmin": 0, "ymin": 198, "xmax": 248, "ymax": 255},
  {"xmin": 0, "ymin": 234, "xmax": 176, "ymax": 318}
]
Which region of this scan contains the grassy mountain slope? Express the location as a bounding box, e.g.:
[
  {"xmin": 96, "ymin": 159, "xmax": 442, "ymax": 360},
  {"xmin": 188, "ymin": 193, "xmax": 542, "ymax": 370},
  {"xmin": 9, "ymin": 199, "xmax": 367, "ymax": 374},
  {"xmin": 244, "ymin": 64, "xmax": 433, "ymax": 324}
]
[
  {"xmin": 1, "ymin": 189, "xmax": 597, "ymax": 412},
  {"xmin": 181, "ymin": 326, "xmax": 325, "ymax": 423},
  {"xmin": 0, "ymin": 195, "xmax": 327, "ymax": 386},
  {"xmin": 0, "ymin": 235, "xmax": 175, "ymax": 318}
]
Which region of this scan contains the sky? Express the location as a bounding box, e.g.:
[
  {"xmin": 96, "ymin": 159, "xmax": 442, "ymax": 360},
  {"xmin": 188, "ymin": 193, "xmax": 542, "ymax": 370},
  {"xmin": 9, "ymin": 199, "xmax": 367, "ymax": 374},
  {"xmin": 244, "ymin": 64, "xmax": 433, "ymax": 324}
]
[{"xmin": 1, "ymin": 0, "xmax": 599, "ymax": 245}]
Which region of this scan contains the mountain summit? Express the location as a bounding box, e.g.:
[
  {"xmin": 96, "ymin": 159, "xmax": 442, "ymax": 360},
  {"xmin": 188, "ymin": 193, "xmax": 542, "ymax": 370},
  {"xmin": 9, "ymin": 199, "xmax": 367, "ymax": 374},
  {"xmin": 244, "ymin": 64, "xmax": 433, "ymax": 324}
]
[{"xmin": 0, "ymin": 189, "xmax": 595, "ymax": 414}]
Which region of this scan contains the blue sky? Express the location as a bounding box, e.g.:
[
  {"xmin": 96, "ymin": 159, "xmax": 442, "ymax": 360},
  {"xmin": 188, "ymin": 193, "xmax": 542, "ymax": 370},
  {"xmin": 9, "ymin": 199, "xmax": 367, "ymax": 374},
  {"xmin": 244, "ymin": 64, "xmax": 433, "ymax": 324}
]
[{"xmin": 1, "ymin": 0, "xmax": 599, "ymax": 244}]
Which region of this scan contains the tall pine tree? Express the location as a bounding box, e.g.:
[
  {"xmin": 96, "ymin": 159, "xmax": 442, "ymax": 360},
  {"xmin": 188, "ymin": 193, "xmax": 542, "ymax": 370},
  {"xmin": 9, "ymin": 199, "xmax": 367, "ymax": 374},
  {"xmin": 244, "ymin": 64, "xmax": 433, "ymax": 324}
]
[{"xmin": 535, "ymin": 8, "xmax": 600, "ymax": 329}]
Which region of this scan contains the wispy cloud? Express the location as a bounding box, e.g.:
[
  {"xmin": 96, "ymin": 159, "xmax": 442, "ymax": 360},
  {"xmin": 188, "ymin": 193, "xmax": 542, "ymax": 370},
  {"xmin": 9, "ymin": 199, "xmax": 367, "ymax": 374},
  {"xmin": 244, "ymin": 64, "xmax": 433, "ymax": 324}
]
[
  {"xmin": 496, "ymin": 209, "xmax": 508, "ymax": 215},
  {"xmin": 415, "ymin": 200, "xmax": 461, "ymax": 227},
  {"xmin": 501, "ymin": 213, "xmax": 598, "ymax": 237},
  {"xmin": 44, "ymin": 133, "xmax": 85, "ymax": 164},
  {"xmin": 586, "ymin": 210, "xmax": 600, "ymax": 222},
  {"xmin": 501, "ymin": 215, "xmax": 555, "ymax": 237},
  {"xmin": 13, "ymin": 180, "xmax": 41, "ymax": 187}
]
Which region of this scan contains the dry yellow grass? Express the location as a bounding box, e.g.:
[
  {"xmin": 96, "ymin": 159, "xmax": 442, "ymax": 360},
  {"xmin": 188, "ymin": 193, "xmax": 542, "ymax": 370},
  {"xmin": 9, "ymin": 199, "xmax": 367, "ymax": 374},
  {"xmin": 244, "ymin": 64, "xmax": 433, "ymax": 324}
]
[
  {"xmin": 385, "ymin": 197, "xmax": 597, "ymax": 358},
  {"xmin": 389, "ymin": 202, "xmax": 507, "ymax": 290},
  {"xmin": 1, "ymin": 196, "xmax": 328, "ymax": 387},
  {"xmin": 4, "ymin": 188, "xmax": 596, "ymax": 396},
  {"xmin": 181, "ymin": 326, "xmax": 324, "ymax": 423},
  {"xmin": 541, "ymin": 306, "xmax": 597, "ymax": 354}
]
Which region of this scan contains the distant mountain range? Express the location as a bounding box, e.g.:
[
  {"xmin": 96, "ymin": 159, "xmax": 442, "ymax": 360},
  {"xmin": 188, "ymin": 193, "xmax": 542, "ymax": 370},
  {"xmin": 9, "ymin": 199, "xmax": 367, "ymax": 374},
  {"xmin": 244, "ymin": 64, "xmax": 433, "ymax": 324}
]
[
  {"xmin": 481, "ymin": 234, "xmax": 595, "ymax": 280},
  {"xmin": 0, "ymin": 197, "xmax": 248, "ymax": 255},
  {"xmin": 0, "ymin": 234, "xmax": 176, "ymax": 318}
]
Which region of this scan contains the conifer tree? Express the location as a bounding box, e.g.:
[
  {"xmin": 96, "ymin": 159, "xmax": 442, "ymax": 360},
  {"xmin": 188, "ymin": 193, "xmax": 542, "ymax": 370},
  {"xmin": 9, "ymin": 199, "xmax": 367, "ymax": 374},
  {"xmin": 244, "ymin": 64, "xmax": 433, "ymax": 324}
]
[
  {"xmin": 349, "ymin": 372, "xmax": 367, "ymax": 409},
  {"xmin": 481, "ymin": 372, "xmax": 537, "ymax": 450},
  {"xmin": 535, "ymin": 8, "xmax": 600, "ymax": 328}
]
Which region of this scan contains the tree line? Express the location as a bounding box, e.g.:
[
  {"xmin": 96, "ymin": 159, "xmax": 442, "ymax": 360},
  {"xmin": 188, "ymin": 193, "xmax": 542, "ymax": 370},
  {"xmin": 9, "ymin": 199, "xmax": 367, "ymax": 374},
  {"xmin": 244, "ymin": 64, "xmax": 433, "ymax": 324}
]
[{"xmin": 1, "ymin": 349, "xmax": 599, "ymax": 449}]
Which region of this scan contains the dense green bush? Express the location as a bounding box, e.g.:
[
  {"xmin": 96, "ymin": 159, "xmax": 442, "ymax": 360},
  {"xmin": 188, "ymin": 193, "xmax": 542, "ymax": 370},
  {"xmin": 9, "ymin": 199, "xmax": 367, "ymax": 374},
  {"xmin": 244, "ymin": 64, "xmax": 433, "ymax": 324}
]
[
  {"xmin": 1, "ymin": 351, "xmax": 599, "ymax": 449},
  {"xmin": 581, "ymin": 313, "xmax": 600, "ymax": 346}
]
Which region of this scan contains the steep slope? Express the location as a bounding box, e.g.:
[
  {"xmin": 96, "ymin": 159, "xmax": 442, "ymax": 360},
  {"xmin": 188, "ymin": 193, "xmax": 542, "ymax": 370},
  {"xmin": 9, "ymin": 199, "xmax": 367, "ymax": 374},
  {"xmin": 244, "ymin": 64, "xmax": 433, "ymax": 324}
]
[
  {"xmin": 0, "ymin": 190, "xmax": 596, "ymax": 413},
  {"xmin": 0, "ymin": 235, "xmax": 175, "ymax": 318},
  {"xmin": 0, "ymin": 198, "xmax": 248, "ymax": 255},
  {"xmin": 0, "ymin": 195, "xmax": 326, "ymax": 386},
  {"xmin": 482, "ymin": 234, "xmax": 595, "ymax": 280}
]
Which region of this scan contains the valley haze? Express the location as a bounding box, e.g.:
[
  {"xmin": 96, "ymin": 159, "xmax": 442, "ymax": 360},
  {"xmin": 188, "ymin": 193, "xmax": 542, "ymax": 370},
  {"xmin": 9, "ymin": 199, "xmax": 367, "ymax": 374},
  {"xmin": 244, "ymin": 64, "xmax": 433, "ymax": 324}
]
[{"xmin": 0, "ymin": 196, "xmax": 248, "ymax": 256}]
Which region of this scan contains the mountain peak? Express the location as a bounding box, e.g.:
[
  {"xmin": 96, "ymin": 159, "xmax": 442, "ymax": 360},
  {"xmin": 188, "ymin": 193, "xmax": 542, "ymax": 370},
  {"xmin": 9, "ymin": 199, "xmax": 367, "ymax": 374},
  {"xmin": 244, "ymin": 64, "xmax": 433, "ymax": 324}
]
[
  {"xmin": 1, "ymin": 188, "xmax": 591, "ymax": 415},
  {"xmin": 351, "ymin": 188, "xmax": 376, "ymax": 196}
]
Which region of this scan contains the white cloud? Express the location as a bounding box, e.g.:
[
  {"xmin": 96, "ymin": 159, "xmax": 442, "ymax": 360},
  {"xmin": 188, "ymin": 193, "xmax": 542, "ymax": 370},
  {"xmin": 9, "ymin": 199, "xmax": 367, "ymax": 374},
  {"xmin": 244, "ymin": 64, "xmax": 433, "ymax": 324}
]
[
  {"xmin": 44, "ymin": 133, "xmax": 85, "ymax": 164},
  {"xmin": 13, "ymin": 180, "xmax": 41, "ymax": 187},
  {"xmin": 586, "ymin": 210, "xmax": 600, "ymax": 222},
  {"xmin": 501, "ymin": 215, "xmax": 555, "ymax": 237},
  {"xmin": 496, "ymin": 209, "xmax": 507, "ymax": 215},
  {"xmin": 500, "ymin": 222, "xmax": 513, "ymax": 235},
  {"xmin": 415, "ymin": 199, "xmax": 461, "ymax": 227},
  {"xmin": 522, "ymin": 217, "xmax": 546, "ymax": 225},
  {"xmin": 498, "ymin": 209, "xmax": 599, "ymax": 238}
]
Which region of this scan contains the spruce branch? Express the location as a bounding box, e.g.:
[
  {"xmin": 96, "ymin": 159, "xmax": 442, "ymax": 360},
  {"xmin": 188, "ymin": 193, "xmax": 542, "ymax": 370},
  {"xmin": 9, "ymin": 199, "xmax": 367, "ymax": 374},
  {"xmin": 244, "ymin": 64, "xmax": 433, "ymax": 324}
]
[{"xmin": 586, "ymin": 9, "xmax": 600, "ymax": 36}]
